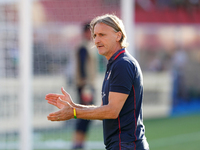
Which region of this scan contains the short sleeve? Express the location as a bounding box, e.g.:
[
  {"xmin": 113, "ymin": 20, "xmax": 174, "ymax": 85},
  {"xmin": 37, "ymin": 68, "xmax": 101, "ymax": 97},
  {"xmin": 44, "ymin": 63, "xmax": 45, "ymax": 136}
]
[{"xmin": 109, "ymin": 60, "xmax": 135, "ymax": 94}]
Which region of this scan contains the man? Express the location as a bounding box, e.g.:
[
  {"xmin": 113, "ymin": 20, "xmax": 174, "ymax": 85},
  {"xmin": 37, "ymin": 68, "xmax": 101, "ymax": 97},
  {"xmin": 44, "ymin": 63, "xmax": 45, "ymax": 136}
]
[
  {"xmin": 73, "ymin": 22, "xmax": 97, "ymax": 149},
  {"xmin": 46, "ymin": 14, "xmax": 149, "ymax": 150}
]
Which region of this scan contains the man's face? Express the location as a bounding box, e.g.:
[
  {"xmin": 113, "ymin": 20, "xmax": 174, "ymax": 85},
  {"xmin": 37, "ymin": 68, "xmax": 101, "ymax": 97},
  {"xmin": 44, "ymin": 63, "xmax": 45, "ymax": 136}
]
[{"xmin": 93, "ymin": 23, "xmax": 121, "ymax": 60}]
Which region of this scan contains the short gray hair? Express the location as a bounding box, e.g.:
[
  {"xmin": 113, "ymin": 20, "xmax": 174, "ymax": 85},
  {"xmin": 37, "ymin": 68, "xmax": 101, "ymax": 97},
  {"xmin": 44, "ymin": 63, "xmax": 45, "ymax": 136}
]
[{"xmin": 90, "ymin": 14, "xmax": 128, "ymax": 48}]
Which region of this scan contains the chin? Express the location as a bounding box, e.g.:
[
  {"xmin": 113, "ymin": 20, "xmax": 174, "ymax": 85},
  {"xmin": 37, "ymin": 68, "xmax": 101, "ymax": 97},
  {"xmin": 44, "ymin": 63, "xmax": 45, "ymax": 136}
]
[
  {"xmin": 98, "ymin": 49, "xmax": 104, "ymax": 55},
  {"xmin": 98, "ymin": 47, "xmax": 108, "ymax": 56},
  {"xmin": 98, "ymin": 51, "xmax": 104, "ymax": 56}
]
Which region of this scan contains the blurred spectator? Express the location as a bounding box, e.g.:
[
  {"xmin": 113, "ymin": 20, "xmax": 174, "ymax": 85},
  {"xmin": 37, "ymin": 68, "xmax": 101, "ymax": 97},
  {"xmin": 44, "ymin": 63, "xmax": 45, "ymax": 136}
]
[
  {"xmin": 72, "ymin": 22, "xmax": 97, "ymax": 150},
  {"xmin": 172, "ymin": 46, "xmax": 188, "ymax": 105}
]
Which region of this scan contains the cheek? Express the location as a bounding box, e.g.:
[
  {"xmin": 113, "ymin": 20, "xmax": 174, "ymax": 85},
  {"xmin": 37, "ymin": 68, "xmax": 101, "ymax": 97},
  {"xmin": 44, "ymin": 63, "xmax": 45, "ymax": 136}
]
[{"xmin": 107, "ymin": 38, "xmax": 116, "ymax": 47}]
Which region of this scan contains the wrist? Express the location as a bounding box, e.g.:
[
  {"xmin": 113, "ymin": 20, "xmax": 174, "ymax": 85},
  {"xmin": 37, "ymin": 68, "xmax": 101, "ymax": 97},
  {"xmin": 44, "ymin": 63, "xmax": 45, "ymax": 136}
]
[{"xmin": 73, "ymin": 107, "xmax": 77, "ymax": 119}]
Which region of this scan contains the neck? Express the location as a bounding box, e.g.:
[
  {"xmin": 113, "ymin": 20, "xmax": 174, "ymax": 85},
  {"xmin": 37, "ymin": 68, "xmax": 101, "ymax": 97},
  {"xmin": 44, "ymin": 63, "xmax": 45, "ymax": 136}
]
[{"xmin": 105, "ymin": 45, "xmax": 122, "ymax": 60}]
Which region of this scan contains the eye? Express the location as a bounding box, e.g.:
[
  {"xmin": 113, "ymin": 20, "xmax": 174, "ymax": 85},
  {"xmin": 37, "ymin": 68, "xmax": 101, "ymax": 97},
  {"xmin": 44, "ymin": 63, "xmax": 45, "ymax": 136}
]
[{"xmin": 93, "ymin": 34, "xmax": 96, "ymax": 39}]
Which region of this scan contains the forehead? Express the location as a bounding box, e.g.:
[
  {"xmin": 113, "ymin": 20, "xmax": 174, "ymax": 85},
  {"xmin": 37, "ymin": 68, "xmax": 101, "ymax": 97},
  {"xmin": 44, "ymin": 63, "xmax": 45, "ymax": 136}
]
[{"xmin": 94, "ymin": 23, "xmax": 114, "ymax": 33}]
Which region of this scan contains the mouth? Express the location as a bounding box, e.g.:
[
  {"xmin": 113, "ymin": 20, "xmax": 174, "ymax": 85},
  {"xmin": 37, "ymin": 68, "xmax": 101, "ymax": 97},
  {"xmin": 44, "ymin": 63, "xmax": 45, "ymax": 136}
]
[{"xmin": 96, "ymin": 45, "xmax": 104, "ymax": 49}]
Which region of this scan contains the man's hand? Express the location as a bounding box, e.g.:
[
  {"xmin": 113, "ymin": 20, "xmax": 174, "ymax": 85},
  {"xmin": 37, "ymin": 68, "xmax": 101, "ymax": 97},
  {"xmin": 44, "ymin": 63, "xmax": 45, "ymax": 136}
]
[
  {"xmin": 45, "ymin": 87, "xmax": 74, "ymax": 109},
  {"xmin": 47, "ymin": 97, "xmax": 74, "ymax": 121}
]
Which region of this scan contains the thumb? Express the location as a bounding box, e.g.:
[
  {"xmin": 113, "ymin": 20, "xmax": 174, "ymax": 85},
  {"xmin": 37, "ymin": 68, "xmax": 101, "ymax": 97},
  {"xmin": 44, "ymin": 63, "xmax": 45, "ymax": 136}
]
[
  {"xmin": 61, "ymin": 87, "xmax": 69, "ymax": 96},
  {"xmin": 58, "ymin": 97, "xmax": 69, "ymax": 106}
]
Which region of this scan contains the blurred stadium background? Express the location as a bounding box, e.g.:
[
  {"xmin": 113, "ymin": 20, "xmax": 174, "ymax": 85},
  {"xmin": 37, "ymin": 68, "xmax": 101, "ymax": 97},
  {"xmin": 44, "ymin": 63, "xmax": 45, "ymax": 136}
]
[{"xmin": 0, "ymin": 0, "xmax": 200, "ymax": 150}]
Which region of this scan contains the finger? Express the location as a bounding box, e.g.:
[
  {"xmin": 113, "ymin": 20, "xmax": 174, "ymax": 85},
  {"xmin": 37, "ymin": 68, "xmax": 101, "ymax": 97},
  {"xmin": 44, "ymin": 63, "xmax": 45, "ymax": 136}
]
[
  {"xmin": 45, "ymin": 93, "xmax": 62, "ymax": 100},
  {"xmin": 47, "ymin": 116, "xmax": 65, "ymax": 121},
  {"xmin": 45, "ymin": 93, "xmax": 59, "ymax": 98},
  {"xmin": 47, "ymin": 116, "xmax": 61, "ymax": 121},
  {"xmin": 47, "ymin": 100, "xmax": 57, "ymax": 106},
  {"xmin": 45, "ymin": 96, "xmax": 57, "ymax": 101},
  {"xmin": 45, "ymin": 94, "xmax": 65, "ymax": 102},
  {"xmin": 48, "ymin": 110, "xmax": 62, "ymax": 116},
  {"xmin": 46, "ymin": 98, "xmax": 57, "ymax": 102},
  {"xmin": 61, "ymin": 87, "xmax": 69, "ymax": 96},
  {"xmin": 47, "ymin": 112, "xmax": 62, "ymax": 118},
  {"xmin": 47, "ymin": 110, "xmax": 63, "ymax": 121},
  {"xmin": 46, "ymin": 98, "xmax": 57, "ymax": 104}
]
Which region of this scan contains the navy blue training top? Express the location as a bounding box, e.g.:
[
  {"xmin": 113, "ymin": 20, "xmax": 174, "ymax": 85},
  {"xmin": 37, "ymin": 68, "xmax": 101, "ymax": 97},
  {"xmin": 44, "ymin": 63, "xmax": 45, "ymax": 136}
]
[{"xmin": 102, "ymin": 48, "xmax": 146, "ymax": 149}]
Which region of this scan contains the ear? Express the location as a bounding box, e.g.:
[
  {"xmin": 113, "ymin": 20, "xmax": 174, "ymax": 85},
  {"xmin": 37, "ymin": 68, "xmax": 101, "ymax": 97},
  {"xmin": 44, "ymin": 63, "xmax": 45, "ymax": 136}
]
[{"xmin": 116, "ymin": 31, "xmax": 122, "ymax": 42}]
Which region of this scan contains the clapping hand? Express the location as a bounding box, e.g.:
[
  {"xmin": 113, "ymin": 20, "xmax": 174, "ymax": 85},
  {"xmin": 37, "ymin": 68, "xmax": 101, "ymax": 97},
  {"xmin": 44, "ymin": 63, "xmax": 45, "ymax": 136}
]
[
  {"xmin": 45, "ymin": 87, "xmax": 74, "ymax": 109},
  {"xmin": 45, "ymin": 87, "xmax": 74, "ymax": 121}
]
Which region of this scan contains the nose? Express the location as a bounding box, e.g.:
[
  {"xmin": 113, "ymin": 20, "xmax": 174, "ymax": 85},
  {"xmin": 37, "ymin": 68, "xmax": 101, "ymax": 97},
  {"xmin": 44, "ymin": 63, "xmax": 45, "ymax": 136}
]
[{"xmin": 94, "ymin": 36, "xmax": 100, "ymax": 45}]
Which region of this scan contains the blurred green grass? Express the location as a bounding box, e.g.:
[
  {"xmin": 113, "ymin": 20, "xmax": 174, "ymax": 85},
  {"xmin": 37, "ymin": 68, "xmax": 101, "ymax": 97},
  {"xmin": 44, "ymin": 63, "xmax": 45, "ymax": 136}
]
[
  {"xmin": 145, "ymin": 114, "xmax": 200, "ymax": 150},
  {"xmin": 37, "ymin": 114, "xmax": 200, "ymax": 150}
]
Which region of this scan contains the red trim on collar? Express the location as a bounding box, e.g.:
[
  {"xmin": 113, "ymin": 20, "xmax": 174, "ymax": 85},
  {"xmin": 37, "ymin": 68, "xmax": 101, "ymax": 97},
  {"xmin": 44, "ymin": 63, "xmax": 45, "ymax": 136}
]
[{"xmin": 114, "ymin": 50, "xmax": 125, "ymax": 60}]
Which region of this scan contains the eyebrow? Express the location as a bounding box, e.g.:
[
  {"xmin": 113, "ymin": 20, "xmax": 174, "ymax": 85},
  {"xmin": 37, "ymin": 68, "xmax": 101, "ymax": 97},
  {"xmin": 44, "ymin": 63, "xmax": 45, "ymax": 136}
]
[{"xmin": 93, "ymin": 31, "xmax": 106, "ymax": 37}]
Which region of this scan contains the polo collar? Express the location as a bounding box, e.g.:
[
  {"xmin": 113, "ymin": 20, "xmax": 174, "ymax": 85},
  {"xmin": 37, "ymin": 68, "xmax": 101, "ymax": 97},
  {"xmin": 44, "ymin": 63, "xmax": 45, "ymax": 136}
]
[{"xmin": 108, "ymin": 48, "xmax": 125, "ymax": 64}]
